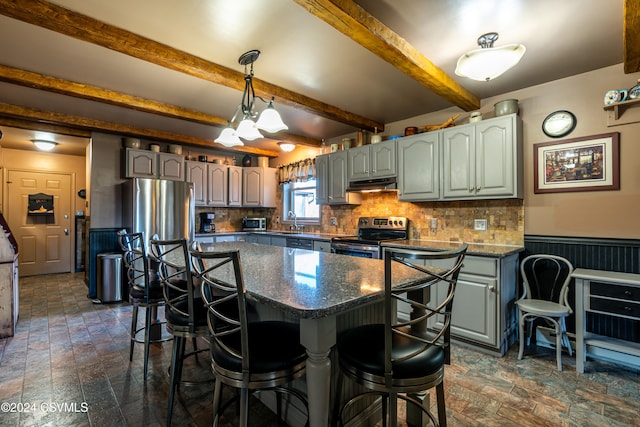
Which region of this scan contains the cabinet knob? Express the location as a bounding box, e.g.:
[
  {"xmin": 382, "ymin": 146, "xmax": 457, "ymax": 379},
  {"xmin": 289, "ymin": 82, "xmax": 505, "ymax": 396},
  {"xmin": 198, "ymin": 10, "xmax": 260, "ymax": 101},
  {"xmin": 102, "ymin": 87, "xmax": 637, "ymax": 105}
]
[
  {"xmin": 625, "ymin": 290, "xmax": 632, "ymax": 296},
  {"xmin": 488, "ymin": 285, "xmax": 496, "ymax": 293}
]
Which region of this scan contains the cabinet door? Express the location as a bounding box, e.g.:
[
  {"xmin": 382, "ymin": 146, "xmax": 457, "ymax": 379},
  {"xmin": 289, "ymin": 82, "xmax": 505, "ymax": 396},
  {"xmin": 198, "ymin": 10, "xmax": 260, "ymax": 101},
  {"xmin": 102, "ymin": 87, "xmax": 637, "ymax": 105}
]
[
  {"xmin": 370, "ymin": 140, "xmax": 396, "ymax": 178},
  {"xmin": 126, "ymin": 149, "xmax": 156, "ymax": 178},
  {"xmin": 398, "ymin": 133, "xmax": 440, "ymax": 201},
  {"xmin": 214, "ymin": 235, "xmax": 235, "ymax": 242},
  {"xmin": 185, "ymin": 161, "xmax": 207, "ymax": 205},
  {"xmin": 475, "ymin": 116, "xmax": 514, "ymax": 197},
  {"xmin": 328, "ymin": 151, "xmax": 349, "ymax": 203},
  {"xmin": 442, "ymin": 126, "xmax": 474, "ymax": 199},
  {"xmin": 313, "ymin": 240, "xmax": 331, "ymax": 253},
  {"xmin": 228, "ymin": 166, "xmax": 242, "ymax": 207},
  {"xmin": 315, "ymin": 154, "xmax": 329, "ymax": 205},
  {"xmin": 207, "ymin": 164, "xmax": 228, "ymax": 206},
  {"xmin": 242, "ymin": 168, "xmax": 263, "ymax": 206},
  {"xmin": 158, "ymin": 153, "xmax": 184, "ymax": 181},
  {"xmin": 347, "ymin": 145, "xmax": 370, "ymax": 181},
  {"xmin": 270, "ymin": 236, "xmax": 287, "ymax": 247}
]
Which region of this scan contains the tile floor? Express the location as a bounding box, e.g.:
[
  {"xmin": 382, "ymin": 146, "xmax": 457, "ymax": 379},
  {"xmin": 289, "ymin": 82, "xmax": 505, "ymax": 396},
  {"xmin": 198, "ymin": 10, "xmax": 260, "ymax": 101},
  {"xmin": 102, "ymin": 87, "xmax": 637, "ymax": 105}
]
[{"xmin": 0, "ymin": 273, "xmax": 639, "ymax": 426}]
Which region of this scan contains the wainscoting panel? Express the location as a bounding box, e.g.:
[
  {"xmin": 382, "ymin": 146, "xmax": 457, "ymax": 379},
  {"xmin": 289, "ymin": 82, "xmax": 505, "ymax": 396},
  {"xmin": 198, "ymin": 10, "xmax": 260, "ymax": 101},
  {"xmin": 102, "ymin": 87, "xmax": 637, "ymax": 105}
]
[
  {"xmin": 524, "ymin": 235, "xmax": 640, "ymax": 343},
  {"xmin": 85, "ymin": 228, "xmax": 123, "ymax": 299}
]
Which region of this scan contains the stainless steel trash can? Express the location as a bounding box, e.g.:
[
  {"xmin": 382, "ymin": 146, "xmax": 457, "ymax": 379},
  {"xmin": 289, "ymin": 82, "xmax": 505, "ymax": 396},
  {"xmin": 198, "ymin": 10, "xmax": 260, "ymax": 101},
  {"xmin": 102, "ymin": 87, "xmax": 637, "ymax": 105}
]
[{"xmin": 96, "ymin": 252, "xmax": 123, "ymax": 303}]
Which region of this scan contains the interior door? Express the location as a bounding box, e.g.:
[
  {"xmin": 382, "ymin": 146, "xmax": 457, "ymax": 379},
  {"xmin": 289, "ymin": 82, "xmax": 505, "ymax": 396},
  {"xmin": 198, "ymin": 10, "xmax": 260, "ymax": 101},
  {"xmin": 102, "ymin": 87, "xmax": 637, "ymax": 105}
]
[{"xmin": 6, "ymin": 170, "xmax": 73, "ymax": 276}]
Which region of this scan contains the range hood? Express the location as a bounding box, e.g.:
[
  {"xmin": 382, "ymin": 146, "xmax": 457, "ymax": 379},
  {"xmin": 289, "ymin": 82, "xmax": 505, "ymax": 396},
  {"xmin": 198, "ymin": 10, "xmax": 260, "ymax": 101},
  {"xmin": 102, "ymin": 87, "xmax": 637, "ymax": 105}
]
[{"xmin": 346, "ymin": 176, "xmax": 397, "ymax": 192}]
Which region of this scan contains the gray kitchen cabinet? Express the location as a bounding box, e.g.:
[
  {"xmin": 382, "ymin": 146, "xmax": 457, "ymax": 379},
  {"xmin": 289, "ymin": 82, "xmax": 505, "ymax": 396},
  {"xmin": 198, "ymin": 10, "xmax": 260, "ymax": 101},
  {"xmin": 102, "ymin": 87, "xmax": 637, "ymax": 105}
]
[
  {"xmin": 442, "ymin": 114, "xmax": 522, "ymax": 200},
  {"xmin": 207, "ymin": 164, "xmax": 228, "ymax": 206},
  {"xmin": 228, "ymin": 166, "xmax": 242, "ymax": 207},
  {"xmin": 242, "ymin": 167, "xmax": 277, "ymax": 207},
  {"xmin": 315, "ymin": 152, "xmax": 361, "ymax": 205},
  {"xmin": 214, "ymin": 234, "xmax": 236, "ymax": 242},
  {"xmin": 313, "ymin": 240, "xmax": 331, "ymax": 253},
  {"xmin": 186, "ymin": 162, "xmax": 229, "ymax": 206},
  {"xmin": 394, "ymin": 250, "xmax": 518, "ymax": 356},
  {"xmin": 185, "ymin": 161, "xmax": 207, "ymax": 205},
  {"xmin": 270, "ymin": 236, "xmax": 287, "ymax": 247},
  {"xmin": 286, "ymin": 237, "xmax": 314, "ymax": 250},
  {"xmin": 397, "ymin": 132, "xmax": 440, "ymax": 201},
  {"xmin": 347, "ymin": 140, "xmax": 397, "ymax": 181},
  {"xmin": 125, "ymin": 148, "xmax": 184, "ymax": 180}
]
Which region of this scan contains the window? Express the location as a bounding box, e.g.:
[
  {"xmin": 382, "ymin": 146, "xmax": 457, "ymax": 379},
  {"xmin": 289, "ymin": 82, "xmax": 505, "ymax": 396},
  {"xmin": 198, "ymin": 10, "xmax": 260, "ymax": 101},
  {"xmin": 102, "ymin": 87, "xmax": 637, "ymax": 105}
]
[{"xmin": 282, "ymin": 181, "xmax": 320, "ymax": 224}]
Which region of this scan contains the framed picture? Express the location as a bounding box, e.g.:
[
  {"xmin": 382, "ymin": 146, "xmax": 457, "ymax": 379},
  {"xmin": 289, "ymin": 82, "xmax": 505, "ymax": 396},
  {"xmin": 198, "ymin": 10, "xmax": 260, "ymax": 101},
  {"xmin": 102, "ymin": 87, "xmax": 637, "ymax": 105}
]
[{"xmin": 533, "ymin": 132, "xmax": 619, "ymax": 194}]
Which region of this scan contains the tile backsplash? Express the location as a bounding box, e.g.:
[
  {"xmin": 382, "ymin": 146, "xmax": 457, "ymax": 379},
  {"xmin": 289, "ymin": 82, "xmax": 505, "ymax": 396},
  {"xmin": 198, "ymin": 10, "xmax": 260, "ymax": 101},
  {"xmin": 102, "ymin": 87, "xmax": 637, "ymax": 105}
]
[{"xmin": 201, "ymin": 190, "xmax": 524, "ymax": 246}]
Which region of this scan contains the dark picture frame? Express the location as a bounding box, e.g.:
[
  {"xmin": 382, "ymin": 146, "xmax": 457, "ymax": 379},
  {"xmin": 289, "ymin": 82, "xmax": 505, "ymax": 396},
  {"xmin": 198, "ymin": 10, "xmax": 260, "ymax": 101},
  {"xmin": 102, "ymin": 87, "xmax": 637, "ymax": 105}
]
[{"xmin": 533, "ymin": 132, "xmax": 620, "ymax": 194}]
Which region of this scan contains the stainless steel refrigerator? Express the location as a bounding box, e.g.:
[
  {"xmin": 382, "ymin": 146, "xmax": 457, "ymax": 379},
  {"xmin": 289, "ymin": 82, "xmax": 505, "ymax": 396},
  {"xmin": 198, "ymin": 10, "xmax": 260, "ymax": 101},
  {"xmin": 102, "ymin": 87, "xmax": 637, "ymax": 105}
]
[{"xmin": 122, "ymin": 178, "xmax": 194, "ymax": 247}]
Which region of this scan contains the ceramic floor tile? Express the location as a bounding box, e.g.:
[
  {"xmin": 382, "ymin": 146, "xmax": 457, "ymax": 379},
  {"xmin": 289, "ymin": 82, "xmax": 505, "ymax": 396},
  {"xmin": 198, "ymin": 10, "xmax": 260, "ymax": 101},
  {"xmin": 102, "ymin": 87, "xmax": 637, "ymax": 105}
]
[{"xmin": 1, "ymin": 272, "xmax": 638, "ymax": 426}]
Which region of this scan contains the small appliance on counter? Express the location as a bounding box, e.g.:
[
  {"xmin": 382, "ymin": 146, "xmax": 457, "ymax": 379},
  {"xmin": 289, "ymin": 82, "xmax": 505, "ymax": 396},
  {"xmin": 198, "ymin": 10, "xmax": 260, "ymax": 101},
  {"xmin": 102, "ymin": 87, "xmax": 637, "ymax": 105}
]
[
  {"xmin": 199, "ymin": 212, "xmax": 216, "ymax": 233},
  {"xmin": 242, "ymin": 217, "xmax": 266, "ymax": 231}
]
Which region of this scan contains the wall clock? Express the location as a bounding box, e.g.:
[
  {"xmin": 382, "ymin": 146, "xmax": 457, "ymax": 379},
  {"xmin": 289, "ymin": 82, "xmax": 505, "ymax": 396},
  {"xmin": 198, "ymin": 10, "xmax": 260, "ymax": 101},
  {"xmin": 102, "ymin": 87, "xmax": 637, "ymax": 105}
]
[{"xmin": 542, "ymin": 110, "xmax": 576, "ymax": 138}]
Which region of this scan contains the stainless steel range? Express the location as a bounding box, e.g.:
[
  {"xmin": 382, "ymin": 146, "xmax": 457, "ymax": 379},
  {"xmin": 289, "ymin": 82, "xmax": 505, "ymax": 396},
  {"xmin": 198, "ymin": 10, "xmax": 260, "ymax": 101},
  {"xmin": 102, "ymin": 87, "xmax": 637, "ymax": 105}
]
[{"xmin": 331, "ymin": 216, "xmax": 408, "ymax": 259}]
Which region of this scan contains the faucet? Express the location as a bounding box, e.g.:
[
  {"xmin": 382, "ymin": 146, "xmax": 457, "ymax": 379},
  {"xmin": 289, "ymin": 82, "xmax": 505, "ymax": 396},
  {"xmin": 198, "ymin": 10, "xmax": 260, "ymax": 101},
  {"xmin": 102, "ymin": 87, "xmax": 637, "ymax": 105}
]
[{"xmin": 288, "ymin": 211, "xmax": 302, "ymax": 232}]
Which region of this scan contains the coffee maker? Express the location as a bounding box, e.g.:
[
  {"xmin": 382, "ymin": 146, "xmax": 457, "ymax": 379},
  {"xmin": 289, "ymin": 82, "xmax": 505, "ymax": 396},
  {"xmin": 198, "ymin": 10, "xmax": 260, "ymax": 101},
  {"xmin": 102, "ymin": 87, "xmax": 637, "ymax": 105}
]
[{"xmin": 199, "ymin": 212, "xmax": 216, "ymax": 233}]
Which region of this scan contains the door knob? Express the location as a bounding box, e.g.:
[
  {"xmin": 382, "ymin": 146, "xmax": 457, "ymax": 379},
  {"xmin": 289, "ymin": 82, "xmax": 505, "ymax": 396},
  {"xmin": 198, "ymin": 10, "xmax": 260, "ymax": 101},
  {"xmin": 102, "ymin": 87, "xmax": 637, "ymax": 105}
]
[{"xmin": 64, "ymin": 229, "xmax": 69, "ymax": 235}]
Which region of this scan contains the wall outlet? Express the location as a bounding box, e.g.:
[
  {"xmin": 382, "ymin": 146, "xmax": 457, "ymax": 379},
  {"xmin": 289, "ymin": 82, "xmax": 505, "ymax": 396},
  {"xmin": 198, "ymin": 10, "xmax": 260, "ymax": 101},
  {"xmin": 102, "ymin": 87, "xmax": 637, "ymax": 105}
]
[
  {"xmin": 276, "ymin": 216, "xmax": 280, "ymax": 224},
  {"xmin": 429, "ymin": 218, "xmax": 438, "ymax": 231},
  {"xmin": 330, "ymin": 217, "xmax": 337, "ymax": 226},
  {"xmin": 474, "ymin": 219, "xmax": 488, "ymax": 231}
]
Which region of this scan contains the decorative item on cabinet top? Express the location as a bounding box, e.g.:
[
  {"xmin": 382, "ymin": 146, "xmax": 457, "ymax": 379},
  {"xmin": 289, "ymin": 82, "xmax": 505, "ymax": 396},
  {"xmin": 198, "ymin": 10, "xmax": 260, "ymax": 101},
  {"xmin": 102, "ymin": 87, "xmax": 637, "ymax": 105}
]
[{"xmin": 278, "ymin": 158, "xmax": 316, "ymax": 184}]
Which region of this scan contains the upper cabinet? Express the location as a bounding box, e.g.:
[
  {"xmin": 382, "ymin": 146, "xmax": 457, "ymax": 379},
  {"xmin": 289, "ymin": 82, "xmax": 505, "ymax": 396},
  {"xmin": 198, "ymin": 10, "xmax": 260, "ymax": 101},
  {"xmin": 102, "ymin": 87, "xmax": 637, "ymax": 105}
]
[
  {"xmin": 442, "ymin": 114, "xmax": 522, "ymax": 200},
  {"xmin": 242, "ymin": 167, "xmax": 277, "ymax": 207},
  {"xmin": 347, "ymin": 140, "xmax": 397, "ymax": 181},
  {"xmin": 228, "ymin": 166, "xmax": 243, "ymax": 207},
  {"xmin": 397, "ymin": 132, "xmax": 440, "ymax": 201},
  {"xmin": 186, "ymin": 161, "xmax": 228, "ymax": 206},
  {"xmin": 316, "ymin": 152, "xmax": 361, "ymax": 205},
  {"xmin": 125, "ymin": 148, "xmax": 185, "ymax": 181}
]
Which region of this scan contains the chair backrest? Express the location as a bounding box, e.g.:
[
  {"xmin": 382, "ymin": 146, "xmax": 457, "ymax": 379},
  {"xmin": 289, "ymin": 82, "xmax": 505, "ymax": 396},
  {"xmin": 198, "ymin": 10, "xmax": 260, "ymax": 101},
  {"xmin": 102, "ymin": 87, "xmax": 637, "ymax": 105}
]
[
  {"xmin": 191, "ymin": 250, "xmax": 249, "ymax": 372},
  {"xmin": 149, "ymin": 237, "xmax": 199, "ymax": 329},
  {"xmin": 117, "ymin": 230, "xmax": 150, "ymax": 295},
  {"xmin": 520, "ymin": 254, "xmax": 574, "ymax": 309},
  {"xmin": 189, "ymin": 249, "xmax": 250, "ymax": 371},
  {"xmin": 382, "ymin": 243, "xmax": 467, "ymax": 373}
]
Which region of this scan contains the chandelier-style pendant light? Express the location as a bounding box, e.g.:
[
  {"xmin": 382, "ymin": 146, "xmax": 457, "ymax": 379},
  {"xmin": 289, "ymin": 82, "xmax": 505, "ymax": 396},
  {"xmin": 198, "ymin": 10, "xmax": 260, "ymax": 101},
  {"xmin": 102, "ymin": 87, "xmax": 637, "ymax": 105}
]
[
  {"xmin": 215, "ymin": 50, "xmax": 288, "ymax": 147},
  {"xmin": 455, "ymin": 32, "xmax": 526, "ymax": 82}
]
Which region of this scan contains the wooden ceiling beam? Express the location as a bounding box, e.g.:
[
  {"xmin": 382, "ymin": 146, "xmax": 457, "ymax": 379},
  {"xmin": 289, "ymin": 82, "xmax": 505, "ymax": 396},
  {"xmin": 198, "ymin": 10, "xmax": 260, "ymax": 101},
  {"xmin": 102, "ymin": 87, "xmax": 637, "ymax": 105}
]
[
  {"xmin": 623, "ymin": 0, "xmax": 640, "ymax": 73},
  {"xmin": 293, "ymin": 0, "xmax": 480, "ymax": 111},
  {"xmin": 0, "ymin": 117, "xmax": 91, "ymax": 138},
  {"xmin": 0, "ymin": 102, "xmax": 280, "ymax": 157},
  {"xmin": 0, "ymin": 0, "xmax": 383, "ymax": 132},
  {"xmin": 0, "ymin": 64, "xmax": 320, "ymax": 147}
]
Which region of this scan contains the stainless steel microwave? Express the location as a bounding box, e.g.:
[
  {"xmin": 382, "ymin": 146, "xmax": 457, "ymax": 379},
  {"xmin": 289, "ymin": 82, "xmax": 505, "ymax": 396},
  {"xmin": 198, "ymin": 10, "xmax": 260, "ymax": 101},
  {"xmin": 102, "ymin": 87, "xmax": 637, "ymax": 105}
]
[{"xmin": 242, "ymin": 217, "xmax": 266, "ymax": 231}]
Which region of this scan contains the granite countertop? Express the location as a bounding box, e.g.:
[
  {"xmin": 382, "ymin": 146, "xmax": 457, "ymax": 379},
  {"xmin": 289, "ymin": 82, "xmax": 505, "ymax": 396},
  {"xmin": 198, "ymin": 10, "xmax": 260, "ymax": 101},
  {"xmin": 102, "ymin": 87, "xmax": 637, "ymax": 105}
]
[
  {"xmin": 382, "ymin": 239, "xmax": 524, "ymax": 257},
  {"xmin": 198, "ymin": 241, "xmax": 426, "ymax": 319},
  {"xmin": 195, "ymin": 231, "xmax": 343, "ymax": 241}
]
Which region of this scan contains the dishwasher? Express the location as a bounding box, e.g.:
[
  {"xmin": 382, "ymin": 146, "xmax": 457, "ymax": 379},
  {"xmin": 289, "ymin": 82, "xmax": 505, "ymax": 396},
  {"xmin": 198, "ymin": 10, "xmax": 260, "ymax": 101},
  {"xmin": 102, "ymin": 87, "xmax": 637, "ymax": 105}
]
[{"xmin": 286, "ymin": 237, "xmax": 313, "ymax": 250}]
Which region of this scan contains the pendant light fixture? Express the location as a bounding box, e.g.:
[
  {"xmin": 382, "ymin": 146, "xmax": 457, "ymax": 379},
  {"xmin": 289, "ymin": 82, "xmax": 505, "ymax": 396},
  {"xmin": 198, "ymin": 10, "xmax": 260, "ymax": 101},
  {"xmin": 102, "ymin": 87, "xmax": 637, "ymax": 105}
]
[
  {"xmin": 215, "ymin": 50, "xmax": 288, "ymax": 147},
  {"xmin": 455, "ymin": 32, "xmax": 526, "ymax": 82}
]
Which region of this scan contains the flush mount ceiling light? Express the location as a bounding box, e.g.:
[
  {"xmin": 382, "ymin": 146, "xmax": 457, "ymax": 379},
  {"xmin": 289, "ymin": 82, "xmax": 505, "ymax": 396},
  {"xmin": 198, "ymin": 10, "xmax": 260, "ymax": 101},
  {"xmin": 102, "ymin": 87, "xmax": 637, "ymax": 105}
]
[
  {"xmin": 278, "ymin": 142, "xmax": 296, "ymax": 152},
  {"xmin": 215, "ymin": 50, "xmax": 288, "ymax": 148},
  {"xmin": 455, "ymin": 32, "xmax": 526, "ymax": 82},
  {"xmin": 32, "ymin": 139, "xmax": 57, "ymax": 151}
]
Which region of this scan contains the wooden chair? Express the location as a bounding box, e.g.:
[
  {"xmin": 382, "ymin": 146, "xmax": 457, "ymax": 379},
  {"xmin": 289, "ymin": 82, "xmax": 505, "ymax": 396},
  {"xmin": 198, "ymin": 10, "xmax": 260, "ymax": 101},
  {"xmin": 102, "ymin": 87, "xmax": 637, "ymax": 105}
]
[{"xmin": 517, "ymin": 254, "xmax": 574, "ymax": 371}]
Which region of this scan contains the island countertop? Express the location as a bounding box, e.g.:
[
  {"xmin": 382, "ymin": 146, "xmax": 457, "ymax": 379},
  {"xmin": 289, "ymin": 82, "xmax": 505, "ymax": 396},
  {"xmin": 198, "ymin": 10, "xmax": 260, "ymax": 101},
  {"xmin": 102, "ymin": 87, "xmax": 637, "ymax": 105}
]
[
  {"xmin": 383, "ymin": 239, "xmax": 523, "ymax": 257},
  {"xmin": 199, "ymin": 241, "xmax": 429, "ymax": 319}
]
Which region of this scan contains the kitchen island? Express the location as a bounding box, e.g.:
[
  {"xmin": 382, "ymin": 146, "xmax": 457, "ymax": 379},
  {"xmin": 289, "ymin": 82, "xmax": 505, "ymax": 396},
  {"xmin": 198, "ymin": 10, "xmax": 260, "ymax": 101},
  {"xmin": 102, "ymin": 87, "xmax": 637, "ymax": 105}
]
[{"xmin": 199, "ymin": 241, "xmax": 432, "ymax": 427}]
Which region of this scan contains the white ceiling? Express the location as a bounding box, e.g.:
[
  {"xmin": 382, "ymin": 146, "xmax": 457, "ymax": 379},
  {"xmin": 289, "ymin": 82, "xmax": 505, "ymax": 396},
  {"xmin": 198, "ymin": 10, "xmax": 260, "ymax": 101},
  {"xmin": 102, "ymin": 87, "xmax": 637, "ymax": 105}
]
[{"xmin": 0, "ymin": 0, "xmax": 625, "ymax": 156}]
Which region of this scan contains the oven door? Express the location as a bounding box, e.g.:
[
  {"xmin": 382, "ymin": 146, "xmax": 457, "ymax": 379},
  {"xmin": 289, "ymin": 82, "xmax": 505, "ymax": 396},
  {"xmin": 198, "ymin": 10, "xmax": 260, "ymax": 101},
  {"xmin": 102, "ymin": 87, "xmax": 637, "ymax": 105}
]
[{"xmin": 330, "ymin": 241, "xmax": 380, "ymax": 259}]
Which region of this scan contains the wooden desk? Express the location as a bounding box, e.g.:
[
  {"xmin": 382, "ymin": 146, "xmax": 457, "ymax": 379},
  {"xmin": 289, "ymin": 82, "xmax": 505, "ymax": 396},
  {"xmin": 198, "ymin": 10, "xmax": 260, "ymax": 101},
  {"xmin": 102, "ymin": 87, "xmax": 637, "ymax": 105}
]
[
  {"xmin": 200, "ymin": 242, "xmax": 428, "ymax": 427},
  {"xmin": 573, "ymin": 268, "xmax": 640, "ymax": 373}
]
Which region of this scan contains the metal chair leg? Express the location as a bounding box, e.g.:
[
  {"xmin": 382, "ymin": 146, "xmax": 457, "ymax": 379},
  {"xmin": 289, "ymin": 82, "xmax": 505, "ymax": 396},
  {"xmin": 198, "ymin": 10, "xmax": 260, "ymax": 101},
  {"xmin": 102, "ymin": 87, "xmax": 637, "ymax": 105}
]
[
  {"xmin": 129, "ymin": 304, "xmax": 139, "ymax": 361},
  {"xmin": 167, "ymin": 336, "xmax": 185, "ymax": 427},
  {"xmin": 436, "ymin": 381, "xmax": 447, "ymax": 427},
  {"xmin": 143, "ymin": 306, "xmax": 152, "ymax": 380}
]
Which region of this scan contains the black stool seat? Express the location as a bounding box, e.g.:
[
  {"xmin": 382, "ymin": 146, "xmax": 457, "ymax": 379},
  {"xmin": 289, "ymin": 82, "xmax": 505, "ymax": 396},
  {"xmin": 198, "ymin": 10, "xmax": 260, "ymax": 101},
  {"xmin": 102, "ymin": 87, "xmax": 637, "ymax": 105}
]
[
  {"xmin": 212, "ymin": 321, "xmax": 306, "ymax": 373},
  {"xmin": 338, "ymin": 324, "xmax": 444, "ymax": 380},
  {"xmin": 129, "ymin": 281, "xmax": 163, "ymax": 300}
]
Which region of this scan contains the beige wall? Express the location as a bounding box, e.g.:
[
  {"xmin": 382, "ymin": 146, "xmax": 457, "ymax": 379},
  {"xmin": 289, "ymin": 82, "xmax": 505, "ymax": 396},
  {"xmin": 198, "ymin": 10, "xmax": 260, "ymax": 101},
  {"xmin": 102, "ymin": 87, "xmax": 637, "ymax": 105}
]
[
  {"xmin": 0, "ymin": 147, "xmax": 86, "ymax": 215},
  {"xmin": 291, "ymin": 64, "xmax": 640, "ymax": 241}
]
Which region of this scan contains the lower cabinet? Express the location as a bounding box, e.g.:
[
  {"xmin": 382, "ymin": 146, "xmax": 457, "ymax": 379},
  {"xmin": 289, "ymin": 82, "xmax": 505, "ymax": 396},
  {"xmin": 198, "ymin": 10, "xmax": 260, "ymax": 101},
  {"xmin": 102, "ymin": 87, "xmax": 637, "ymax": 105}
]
[
  {"xmin": 313, "ymin": 240, "xmax": 331, "ymax": 253},
  {"xmin": 396, "ymin": 251, "xmax": 519, "ymax": 356}
]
